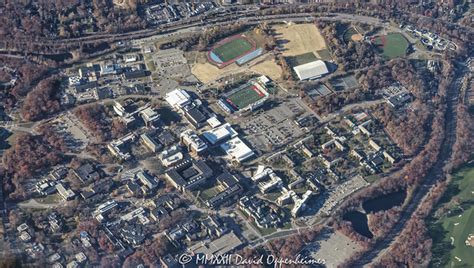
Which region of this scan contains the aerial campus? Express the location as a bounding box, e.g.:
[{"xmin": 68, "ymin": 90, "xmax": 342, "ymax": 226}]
[{"xmin": 0, "ymin": 1, "xmax": 472, "ymax": 268}]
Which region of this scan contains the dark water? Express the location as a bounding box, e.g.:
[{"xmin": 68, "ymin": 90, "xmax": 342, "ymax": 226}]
[
  {"xmin": 343, "ymin": 211, "xmax": 373, "ymax": 238},
  {"xmin": 362, "ymin": 190, "xmax": 407, "ymax": 213}
]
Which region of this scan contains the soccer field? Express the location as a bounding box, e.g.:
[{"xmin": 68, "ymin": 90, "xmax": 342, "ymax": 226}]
[
  {"xmin": 227, "ymin": 85, "xmax": 265, "ymax": 110},
  {"xmin": 212, "ymin": 37, "xmax": 254, "ymax": 63},
  {"xmin": 373, "ymin": 33, "xmax": 409, "ymax": 59}
]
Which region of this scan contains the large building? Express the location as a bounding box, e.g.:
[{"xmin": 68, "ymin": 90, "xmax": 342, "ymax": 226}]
[
  {"xmin": 202, "ymin": 123, "xmax": 238, "ymax": 145},
  {"xmin": 293, "ymin": 60, "xmax": 329, "ymax": 81},
  {"xmin": 165, "ymin": 89, "xmax": 192, "ymax": 110},
  {"xmin": 180, "ymin": 129, "xmax": 208, "ymax": 156},
  {"xmin": 165, "ymin": 160, "xmax": 213, "ymax": 192},
  {"xmin": 220, "ymin": 137, "xmax": 254, "ymax": 163}
]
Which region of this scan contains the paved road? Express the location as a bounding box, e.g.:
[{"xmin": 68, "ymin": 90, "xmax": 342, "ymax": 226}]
[{"xmin": 351, "ymin": 62, "xmax": 467, "ymax": 267}]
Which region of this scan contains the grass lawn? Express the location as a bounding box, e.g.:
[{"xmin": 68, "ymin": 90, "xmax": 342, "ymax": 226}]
[
  {"xmin": 316, "ymin": 49, "xmax": 333, "ymax": 61},
  {"xmin": 429, "ymin": 164, "xmax": 474, "ymax": 267},
  {"xmin": 199, "ymin": 186, "xmax": 221, "ymax": 201},
  {"xmin": 373, "ymin": 33, "xmax": 410, "ymax": 59},
  {"xmin": 36, "ymin": 193, "xmax": 61, "ymax": 204},
  {"xmin": 284, "ymin": 52, "xmax": 318, "ymax": 68},
  {"xmin": 343, "ymin": 27, "xmax": 358, "ymax": 43},
  {"xmin": 212, "ymin": 37, "xmax": 253, "ymax": 62},
  {"xmin": 249, "ymin": 221, "xmax": 277, "ymax": 236},
  {"xmin": 364, "ymin": 175, "xmax": 379, "ymax": 183}
]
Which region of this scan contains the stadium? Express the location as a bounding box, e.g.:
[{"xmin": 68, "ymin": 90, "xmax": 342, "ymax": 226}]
[
  {"xmin": 218, "ymin": 76, "xmax": 271, "ymax": 114},
  {"xmin": 207, "ymin": 34, "xmax": 262, "ymax": 68}
]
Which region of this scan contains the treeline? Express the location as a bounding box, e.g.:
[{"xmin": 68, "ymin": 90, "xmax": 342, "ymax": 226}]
[
  {"xmin": 1, "ymin": 126, "xmax": 66, "ymax": 200},
  {"xmin": 316, "ymin": 20, "xmax": 380, "ymax": 71},
  {"xmin": 159, "ymin": 23, "xmax": 248, "ymax": 52},
  {"xmin": 374, "ymin": 181, "xmax": 447, "ymax": 267},
  {"xmin": 451, "ymin": 104, "xmax": 474, "ymax": 169},
  {"xmin": 374, "ymin": 102, "xmax": 431, "ymax": 156},
  {"xmin": 0, "ymin": 0, "xmax": 144, "ymax": 40},
  {"xmin": 20, "ymin": 76, "xmax": 62, "ymax": 121},
  {"xmin": 266, "ymin": 226, "xmax": 323, "ymax": 259},
  {"xmin": 335, "ymin": 62, "xmax": 454, "ymax": 251},
  {"xmin": 74, "ymin": 104, "xmax": 111, "ymax": 142}
]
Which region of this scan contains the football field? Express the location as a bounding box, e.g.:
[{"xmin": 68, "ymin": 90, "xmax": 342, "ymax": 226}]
[
  {"xmin": 212, "ymin": 37, "xmax": 254, "ymax": 63},
  {"xmin": 227, "ymin": 85, "xmax": 265, "ymax": 110}
]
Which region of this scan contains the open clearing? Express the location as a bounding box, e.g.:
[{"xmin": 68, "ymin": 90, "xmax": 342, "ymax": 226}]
[
  {"xmin": 274, "ymin": 23, "xmax": 327, "ymax": 56},
  {"xmin": 191, "ymin": 62, "xmax": 235, "ymax": 84},
  {"xmin": 343, "ymin": 27, "xmax": 363, "ymax": 43},
  {"xmin": 429, "ymin": 164, "xmax": 474, "ymax": 267},
  {"xmin": 192, "ymin": 53, "xmax": 281, "ymax": 84},
  {"xmin": 372, "ymin": 33, "xmax": 409, "ymax": 59},
  {"xmin": 249, "ymin": 59, "xmax": 282, "ymax": 81}
]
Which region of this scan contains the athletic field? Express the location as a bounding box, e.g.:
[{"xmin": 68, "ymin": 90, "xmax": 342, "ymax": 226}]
[
  {"xmin": 226, "ymin": 84, "xmax": 266, "ymax": 110},
  {"xmin": 208, "ymin": 35, "xmax": 256, "ymax": 66},
  {"xmin": 372, "ymin": 33, "xmax": 409, "ymax": 59},
  {"xmin": 429, "ymin": 164, "xmax": 474, "ymax": 267}
]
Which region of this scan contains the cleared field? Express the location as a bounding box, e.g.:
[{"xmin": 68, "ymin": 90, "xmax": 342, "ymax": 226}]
[
  {"xmin": 316, "ymin": 49, "xmax": 333, "ymax": 61},
  {"xmin": 372, "ymin": 33, "xmax": 409, "ymax": 59},
  {"xmin": 250, "ymin": 59, "xmax": 282, "ymax": 81},
  {"xmin": 430, "ymin": 164, "xmax": 474, "ymax": 267},
  {"xmin": 191, "ymin": 62, "xmax": 229, "ymax": 84},
  {"xmin": 285, "ymin": 52, "xmax": 318, "ymax": 68},
  {"xmin": 274, "ymin": 23, "xmax": 327, "ymax": 56},
  {"xmin": 343, "ymin": 27, "xmax": 363, "ymax": 43},
  {"xmin": 227, "ymin": 85, "xmax": 265, "ymax": 110}
]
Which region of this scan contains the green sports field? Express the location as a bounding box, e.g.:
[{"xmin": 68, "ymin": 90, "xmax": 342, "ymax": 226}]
[
  {"xmin": 227, "ymin": 85, "xmax": 264, "ymax": 110},
  {"xmin": 429, "ymin": 163, "xmax": 474, "ymax": 267},
  {"xmin": 343, "ymin": 27, "xmax": 358, "ymax": 43},
  {"xmin": 212, "ymin": 37, "xmax": 254, "ymax": 63},
  {"xmin": 373, "ymin": 33, "xmax": 410, "ymax": 59}
]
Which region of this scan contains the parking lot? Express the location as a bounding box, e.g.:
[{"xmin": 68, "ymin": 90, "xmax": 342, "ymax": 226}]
[
  {"xmin": 240, "ymin": 99, "xmax": 309, "ymax": 150},
  {"xmin": 317, "ymin": 175, "xmax": 369, "ymax": 216},
  {"xmin": 51, "ymin": 112, "xmax": 91, "ymax": 152},
  {"xmin": 305, "ymin": 230, "xmax": 361, "ymax": 267}
]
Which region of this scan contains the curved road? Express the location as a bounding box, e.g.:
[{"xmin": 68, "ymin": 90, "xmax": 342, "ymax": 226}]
[{"xmin": 352, "ymin": 63, "xmax": 467, "ymax": 267}]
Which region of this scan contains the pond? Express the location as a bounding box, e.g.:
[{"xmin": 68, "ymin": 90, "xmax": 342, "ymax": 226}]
[
  {"xmin": 343, "ymin": 211, "xmax": 373, "ymax": 239},
  {"xmin": 362, "ymin": 190, "xmax": 407, "ymax": 214}
]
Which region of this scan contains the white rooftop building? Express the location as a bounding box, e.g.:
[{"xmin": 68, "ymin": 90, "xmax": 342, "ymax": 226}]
[
  {"xmin": 220, "ymin": 137, "xmax": 254, "ymax": 163},
  {"xmin": 181, "ymin": 129, "xmax": 208, "ymax": 154},
  {"xmin": 165, "ymin": 89, "xmax": 192, "ymax": 110},
  {"xmin": 139, "ymin": 107, "xmax": 160, "ymax": 126},
  {"xmin": 202, "ymin": 123, "xmax": 238, "ymax": 145},
  {"xmin": 293, "ymin": 60, "xmax": 329, "ymax": 81}
]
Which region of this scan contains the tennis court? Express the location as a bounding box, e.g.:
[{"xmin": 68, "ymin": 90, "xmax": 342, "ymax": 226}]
[
  {"xmin": 227, "ymin": 85, "xmax": 265, "ymax": 110},
  {"xmin": 330, "ymin": 75, "xmax": 359, "ymax": 91}
]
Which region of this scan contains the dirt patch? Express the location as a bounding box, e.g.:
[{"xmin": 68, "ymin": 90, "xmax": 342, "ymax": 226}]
[
  {"xmin": 250, "ymin": 59, "xmax": 282, "ymax": 81},
  {"xmin": 351, "ymin": 33, "xmax": 363, "ymax": 41},
  {"xmin": 273, "ymin": 23, "xmax": 327, "ymax": 56}
]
